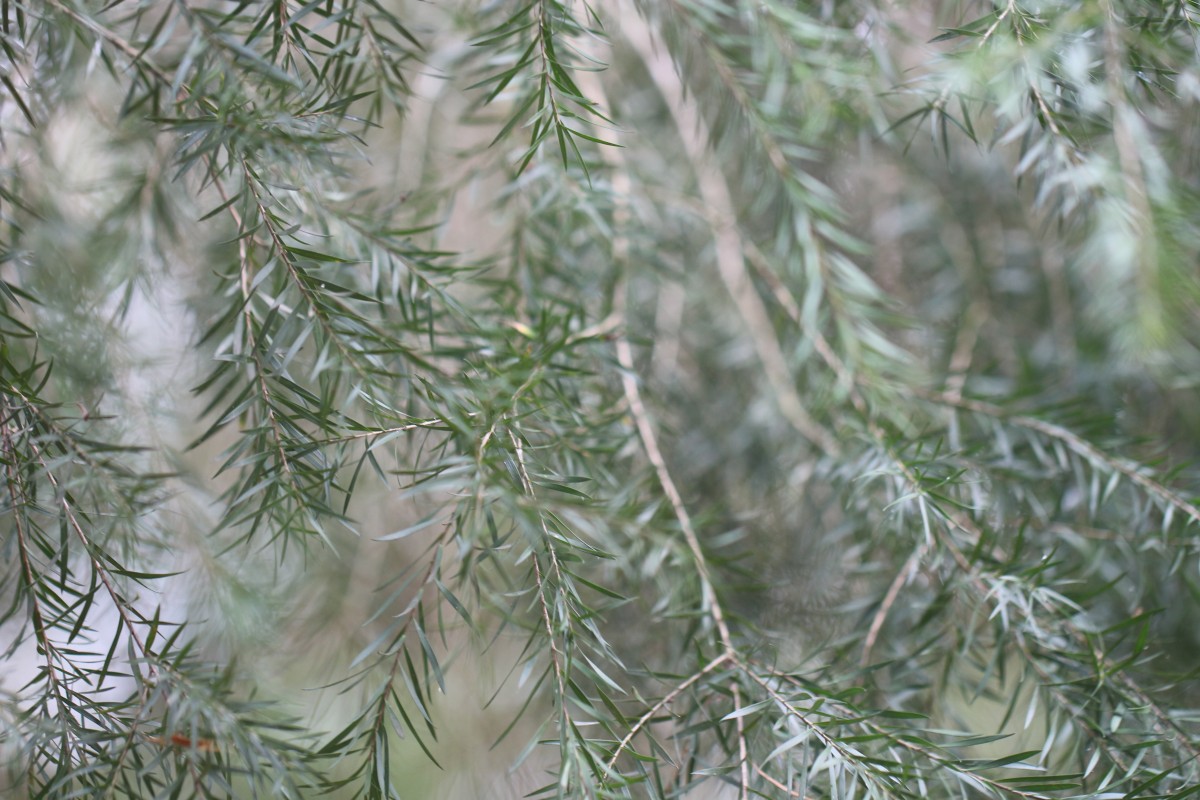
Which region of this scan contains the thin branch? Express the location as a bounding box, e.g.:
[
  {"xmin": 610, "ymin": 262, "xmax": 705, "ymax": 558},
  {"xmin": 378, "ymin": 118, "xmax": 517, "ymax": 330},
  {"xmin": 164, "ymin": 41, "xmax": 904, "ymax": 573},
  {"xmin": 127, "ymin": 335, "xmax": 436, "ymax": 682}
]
[
  {"xmin": 978, "ymin": 0, "xmax": 1017, "ymax": 48},
  {"xmin": 860, "ymin": 544, "xmax": 925, "ymax": 669},
  {"xmin": 45, "ymin": 0, "xmax": 171, "ymax": 86},
  {"xmin": 750, "ymin": 664, "xmax": 1059, "ymax": 800},
  {"xmin": 227, "ymin": 188, "xmax": 314, "ymax": 533},
  {"xmin": 238, "ymin": 161, "xmax": 399, "ymax": 393},
  {"xmin": 1, "ymin": 406, "xmax": 83, "ymax": 775},
  {"xmin": 14, "ymin": 433, "xmax": 155, "ymax": 677},
  {"xmin": 600, "ymin": 10, "xmax": 738, "ymax": 657},
  {"xmin": 613, "ymin": 283, "xmax": 734, "ymax": 658},
  {"xmin": 738, "ymin": 664, "xmax": 909, "ymax": 798},
  {"xmin": 620, "ymin": 8, "xmax": 840, "ymax": 456},
  {"xmin": 587, "ymin": 56, "xmax": 750, "ymax": 791},
  {"xmin": 754, "ymin": 764, "xmax": 814, "ymax": 799},
  {"xmin": 508, "ymin": 428, "xmax": 577, "ymax": 776},
  {"xmin": 602, "ymin": 653, "xmax": 731, "ymax": 774},
  {"xmin": 921, "ymin": 390, "xmax": 1200, "ymax": 528}
]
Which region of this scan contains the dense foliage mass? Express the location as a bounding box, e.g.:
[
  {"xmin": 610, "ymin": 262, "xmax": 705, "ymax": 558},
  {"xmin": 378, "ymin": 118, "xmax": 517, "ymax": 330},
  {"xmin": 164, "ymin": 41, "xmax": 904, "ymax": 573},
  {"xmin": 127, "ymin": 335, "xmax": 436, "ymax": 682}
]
[{"xmin": 2, "ymin": 0, "xmax": 1200, "ymax": 797}]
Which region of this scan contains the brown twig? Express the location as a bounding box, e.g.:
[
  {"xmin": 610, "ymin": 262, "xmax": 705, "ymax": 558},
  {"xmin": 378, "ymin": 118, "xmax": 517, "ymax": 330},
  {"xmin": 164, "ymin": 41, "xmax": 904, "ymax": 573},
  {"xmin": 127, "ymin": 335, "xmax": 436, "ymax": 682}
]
[
  {"xmin": 860, "ymin": 545, "xmax": 925, "ymax": 669},
  {"xmin": 602, "ymin": 653, "xmax": 732, "ymax": 774},
  {"xmin": 620, "ymin": 11, "xmax": 839, "ymax": 457},
  {"xmin": 591, "ymin": 21, "xmax": 750, "ymax": 791}
]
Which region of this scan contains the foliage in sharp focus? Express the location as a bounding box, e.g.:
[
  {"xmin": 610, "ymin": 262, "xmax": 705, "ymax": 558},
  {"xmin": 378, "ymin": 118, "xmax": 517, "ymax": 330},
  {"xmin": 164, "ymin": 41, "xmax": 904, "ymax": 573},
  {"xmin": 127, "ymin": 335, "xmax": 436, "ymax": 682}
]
[{"xmin": 1, "ymin": 0, "xmax": 1199, "ymax": 798}]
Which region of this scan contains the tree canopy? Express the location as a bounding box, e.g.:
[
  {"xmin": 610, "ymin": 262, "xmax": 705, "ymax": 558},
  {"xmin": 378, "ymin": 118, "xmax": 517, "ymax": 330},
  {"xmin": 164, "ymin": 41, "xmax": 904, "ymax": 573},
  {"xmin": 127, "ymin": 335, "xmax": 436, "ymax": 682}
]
[{"xmin": 3, "ymin": 0, "xmax": 1200, "ymax": 798}]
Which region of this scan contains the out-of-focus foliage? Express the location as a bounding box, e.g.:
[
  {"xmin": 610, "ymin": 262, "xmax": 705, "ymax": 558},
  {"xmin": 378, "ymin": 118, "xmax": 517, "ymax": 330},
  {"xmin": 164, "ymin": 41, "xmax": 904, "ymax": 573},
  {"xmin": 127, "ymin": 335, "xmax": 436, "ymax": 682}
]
[{"xmin": 2, "ymin": 0, "xmax": 1200, "ymax": 797}]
